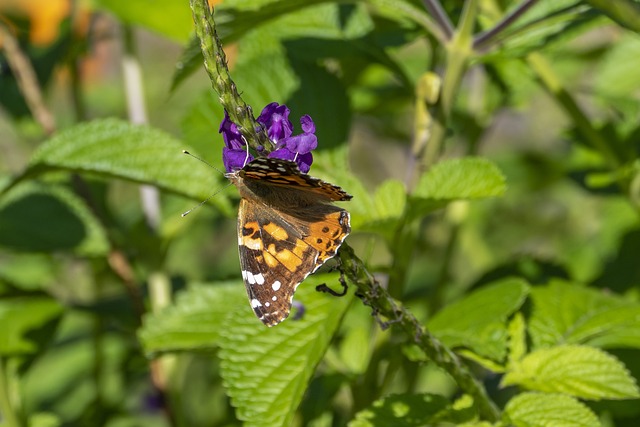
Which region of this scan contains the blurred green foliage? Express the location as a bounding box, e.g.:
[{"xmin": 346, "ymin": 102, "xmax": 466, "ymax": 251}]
[{"xmin": 1, "ymin": 0, "xmax": 640, "ymax": 426}]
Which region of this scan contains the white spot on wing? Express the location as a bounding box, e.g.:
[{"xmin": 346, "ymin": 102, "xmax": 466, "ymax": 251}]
[
  {"xmin": 272, "ymin": 296, "xmax": 277, "ymax": 301},
  {"xmin": 251, "ymin": 298, "xmax": 262, "ymax": 308},
  {"xmin": 245, "ymin": 271, "xmax": 265, "ymax": 286},
  {"xmin": 265, "ymin": 302, "xmax": 270, "ymax": 307},
  {"xmin": 272, "ymin": 281, "xmax": 281, "ymax": 291}
]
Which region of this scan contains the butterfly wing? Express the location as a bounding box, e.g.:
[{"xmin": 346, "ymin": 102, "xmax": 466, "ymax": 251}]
[{"xmin": 236, "ymin": 197, "xmax": 350, "ymax": 326}]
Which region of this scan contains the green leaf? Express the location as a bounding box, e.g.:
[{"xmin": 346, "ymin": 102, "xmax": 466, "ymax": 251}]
[
  {"xmin": 594, "ymin": 34, "xmax": 640, "ymax": 101},
  {"xmin": 0, "ymin": 182, "xmax": 110, "ymax": 255},
  {"xmin": 504, "ymin": 392, "xmax": 600, "ymax": 427},
  {"xmin": 10, "ymin": 118, "xmax": 232, "ymax": 215},
  {"xmin": 216, "ymin": 1, "xmax": 373, "ymax": 43},
  {"xmin": 28, "ymin": 412, "xmax": 61, "ymax": 427},
  {"xmin": 408, "ymin": 157, "xmax": 505, "ymax": 219},
  {"xmin": 0, "ymin": 296, "xmax": 63, "ymax": 355},
  {"xmin": 139, "ymin": 282, "xmax": 246, "ymax": 355},
  {"xmin": 0, "ymin": 254, "xmax": 56, "ymax": 291},
  {"xmin": 171, "ymin": 36, "xmax": 203, "ymax": 93},
  {"xmin": 428, "ymin": 277, "xmax": 529, "ymax": 361},
  {"xmin": 287, "ymin": 59, "xmax": 351, "ymax": 150},
  {"xmin": 172, "ymin": 1, "xmax": 375, "ymax": 91},
  {"xmin": 231, "ymin": 42, "xmax": 299, "ymax": 113},
  {"xmin": 484, "ymin": 1, "xmax": 607, "ymax": 57},
  {"xmin": 584, "ymin": 0, "xmax": 640, "ymax": 32},
  {"xmin": 348, "ymin": 393, "xmax": 450, "ymax": 427},
  {"xmin": 96, "ymin": 0, "xmax": 193, "ymax": 41},
  {"xmin": 529, "ymin": 280, "xmax": 640, "ymax": 350},
  {"xmin": 502, "ymin": 345, "xmax": 640, "ymax": 400},
  {"xmin": 219, "ymin": 273, "xmax": 352, "ymax": 427},
  {"xmin": 354, "ymin": 179, "xmax": 407, "ymax": 239},
  {"xmin": 367, "ymin": 0, "xmax": 437, "ymax": 35},
  {"xmin": 414, "ymin": 157, "xmax": 506, "ymax": 200},
  {"xmin": 507, "ymin": 312, "xmax": 527, "ymax": 365}
]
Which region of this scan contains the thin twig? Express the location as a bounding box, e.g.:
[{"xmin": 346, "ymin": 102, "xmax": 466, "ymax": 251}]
[
  {"xmin": 473, "ymin": 0, "xmax": 539, "ymax": 50},
  {"xmin": 0, "ymin": 24, "xmax": 56, "ymax": 135},
  {"xmin": 422, "ymin": 0, "xmax": 455, "ymax": 40}
]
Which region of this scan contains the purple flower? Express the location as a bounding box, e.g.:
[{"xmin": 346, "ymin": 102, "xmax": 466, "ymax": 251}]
[
  {"xmin": 220, "ymin": 103, "xmax": 317, "ymax": 173},
  {"xmin": 220, "ymin": 111, "xmax": 253, "ymax": 172},
  {"xmin": 257, "ymin": 102, "xmax": 293, "ymax": 143}
]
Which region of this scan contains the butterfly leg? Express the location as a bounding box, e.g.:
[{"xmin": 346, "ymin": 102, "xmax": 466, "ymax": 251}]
[{"xmin": 315, "ymin": 278, "xmax": 348, "ymax": 297}]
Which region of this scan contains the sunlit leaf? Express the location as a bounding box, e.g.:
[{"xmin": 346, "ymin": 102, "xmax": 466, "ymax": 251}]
[
  {"xmin": 414, "ymin": 157, "xmax": 506, "ymax": 200},
  {"xmin": 10, "ymin": 119, "xmax": 232, "ymax": 215},
  {"xmin": 428, "ymin": 277, "xmax": 529, "ymax": 361},
  {"xmin": 219, "ymin": 273, "xmax": 352, "ymax": 427},
  {"xmin": 504, "ymin": 392, "xmax": 600, "ymax": 427},
  {"xmin": 96, "ymin": 0, "xmax": 193, "ymax": 41},
  {"xmin": 529, "ymin": 280, "xmax": 640, "ymax": 350},
  {"xmin": 139, "ymin": 282, "xmax": 246, "ymax": 355},
  {"xmin": 502, "ymin": 345, "xmax": 640, "ymax": 399}
]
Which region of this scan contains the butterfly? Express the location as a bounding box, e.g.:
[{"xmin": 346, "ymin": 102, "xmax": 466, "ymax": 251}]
[{"xmin": 226, "ymin": 157, "xmax": 352, "ymax": 326}]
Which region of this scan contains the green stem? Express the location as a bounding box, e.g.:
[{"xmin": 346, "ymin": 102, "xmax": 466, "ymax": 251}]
[
  {"xmin": 421, "ymin": 0, "xmax": 478, "ymax": 170},
  {"xmin": 0, "ymin": 357, "xmax": 23, "ymax": 427},
  {"xmin": 339, "ymin": 243, "xmax": 500, "ymax": 421},
  {"xmin": 189, "ymin": 0, "xmax": 269, "ymax": 152}
]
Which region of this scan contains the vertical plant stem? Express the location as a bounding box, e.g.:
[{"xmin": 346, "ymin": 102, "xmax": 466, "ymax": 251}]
[
  {"xmin": 420, "ymin": 0, "xmax": 478, "ymax": 171},
  {"xmin": 0, "ymin": 358, "xmax": 23, "ymax": 427},
  {"xmin": 189, "ymin": 0, "xmax": 269, "ymax": 151}
]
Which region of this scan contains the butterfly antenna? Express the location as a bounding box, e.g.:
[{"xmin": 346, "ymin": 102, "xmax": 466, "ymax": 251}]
[
  {"xmin": 181, "ymin": 150, "xmax": 232, "ymax": 217},
  {"xmin": 182, "ymin": 150, "xmax": 225, "ymax": 175},
  {"xmin": 181, "ymin": 183, "xmax": 232, "ymax": 217},
  {"xmin": 240, "ymin": 136, "xmax": 252, "ymax": 168}
]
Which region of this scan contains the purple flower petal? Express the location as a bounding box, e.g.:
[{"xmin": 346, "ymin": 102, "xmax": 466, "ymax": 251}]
[
  {"xmin": 223, "ymin": 147, "xmax": 253, "ymax": 172},
  {"xmin": 300, "ymin": 115, "xmax": 315, "ymax": 134},
  {"xmin": 220, "ymin": 103, "xmax": 316, "ymax": 173},
  {"xmin": 296, "ymin": 152, "xmax": 313, "ymax": 173},
  {"xmin": 267, "ymin": 149, "xmax": 313, "ymax": 173},
  {"xmin": 257, "ymin": 103, "xmax": 293, "ymax": 143},
  {"xmin": 285, "ymin": 132, "xmax": 317, "ymax": 154},
  {"xmin": 257, "ymin": 102, "xmax": 279, "ymax": 125},
  {"xmin": 268, "ymin": 148, "xmax": 297, "ymax": 162},
  {"xmin": 219, "ymin": 111, "xmax": 244, "ymax": 150}
]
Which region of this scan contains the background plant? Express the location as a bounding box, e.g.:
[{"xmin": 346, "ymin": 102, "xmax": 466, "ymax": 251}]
[{"xmin": 1, "ymin": 0, "xmax": 640, "ymax": 426}]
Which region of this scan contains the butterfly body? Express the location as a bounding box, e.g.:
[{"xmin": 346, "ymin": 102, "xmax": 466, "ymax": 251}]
[{"xmin": 226, "ymin": 157, "xmax": 351, "ymax": 326}]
